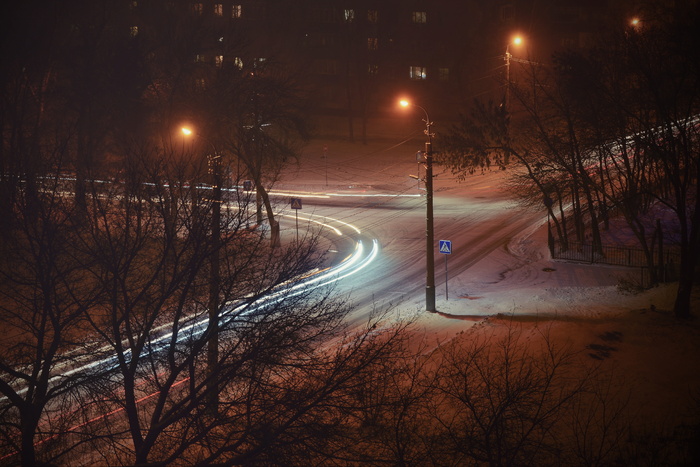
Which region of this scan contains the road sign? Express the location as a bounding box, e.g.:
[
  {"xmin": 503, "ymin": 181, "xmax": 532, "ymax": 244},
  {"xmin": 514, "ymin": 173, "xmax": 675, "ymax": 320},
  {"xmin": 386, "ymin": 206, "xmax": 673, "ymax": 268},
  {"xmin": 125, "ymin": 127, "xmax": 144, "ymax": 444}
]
[
  {"xmin": 439, "ymin": 239, "xmax": 452, "ymax": 254},
  {"xmin": 290, "ymin": 197, "xmax": 303, "ymax": 210},
  {"xmin": 439, "ymin": 240, "xmax": 452, "ymax": 300}
]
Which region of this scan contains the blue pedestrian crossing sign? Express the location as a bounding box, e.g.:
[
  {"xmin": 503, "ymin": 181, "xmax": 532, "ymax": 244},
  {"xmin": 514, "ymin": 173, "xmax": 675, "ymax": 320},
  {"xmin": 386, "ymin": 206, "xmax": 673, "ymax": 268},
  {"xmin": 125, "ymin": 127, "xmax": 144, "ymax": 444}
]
[
  {"xmin": 290, "ymin": 197, "xmax": 303, "ymax": 209},
  {"xmin": 439, "ymin": 240, "xmax": 452, "ymax": 254}
]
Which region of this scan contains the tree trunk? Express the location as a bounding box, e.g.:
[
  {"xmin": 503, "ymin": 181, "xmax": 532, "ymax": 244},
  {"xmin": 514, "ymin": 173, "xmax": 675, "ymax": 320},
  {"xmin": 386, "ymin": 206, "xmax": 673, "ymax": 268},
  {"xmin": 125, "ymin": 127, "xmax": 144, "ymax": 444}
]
[
  {"xmin": 673, "ymin": 262, "xmax": 694, "ymax": 319},
  {"xmin": 256, "ymin": 181, "xmax": 280, "ymax": 248},
  {"xmin": 674, "ymin": 220, "xmax": 698, "ymax": 319},
  {"xmin": 19, "ymin": 407, "xmax": 40, "ymax": 467}
]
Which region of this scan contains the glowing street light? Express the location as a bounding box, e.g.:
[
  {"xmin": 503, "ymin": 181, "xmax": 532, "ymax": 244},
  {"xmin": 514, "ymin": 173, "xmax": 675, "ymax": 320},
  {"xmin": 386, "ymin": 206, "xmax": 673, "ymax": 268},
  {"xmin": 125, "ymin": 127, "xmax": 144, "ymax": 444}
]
[
  {"xmin": 181, "ymin": 126, "xmax": 221, "ymax": 414},
  {"xmin": 399, "ymin": 99, "xmax": 436, "ymax": 312},
  {"xmin": 629, "ymin": 17, "xmax": 644, "ymax": 32}
]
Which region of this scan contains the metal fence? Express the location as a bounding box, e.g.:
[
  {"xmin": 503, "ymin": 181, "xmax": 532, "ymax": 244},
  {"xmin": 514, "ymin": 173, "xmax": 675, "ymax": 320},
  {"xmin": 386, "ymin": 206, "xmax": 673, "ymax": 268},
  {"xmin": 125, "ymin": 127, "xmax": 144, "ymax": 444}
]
[{"xmin": 551, "ymin": 240, "xmax": 681, "ymax": 282}]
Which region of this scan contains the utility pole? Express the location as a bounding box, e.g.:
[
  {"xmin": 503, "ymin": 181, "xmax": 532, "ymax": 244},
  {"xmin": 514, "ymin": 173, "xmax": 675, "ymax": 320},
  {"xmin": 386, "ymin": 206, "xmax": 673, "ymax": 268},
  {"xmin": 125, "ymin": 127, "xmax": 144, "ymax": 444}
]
[
  {"xmin": 424, "ymin": 119, "xmax": 436, "ymax": 312},
  {"xmin": 504, "ymin": 36, "xmax": 522, "ymax": 110},
  {"xmin": 181, "ymin": 126, "xmax": 223, "ymax": 414},
  {"xmin": 399, "ymin": 99, "xmax": 436, "ymax": 312},
  {"xmin": 207, "ymin": 152, "xmax": 221, "ymax": 414}
]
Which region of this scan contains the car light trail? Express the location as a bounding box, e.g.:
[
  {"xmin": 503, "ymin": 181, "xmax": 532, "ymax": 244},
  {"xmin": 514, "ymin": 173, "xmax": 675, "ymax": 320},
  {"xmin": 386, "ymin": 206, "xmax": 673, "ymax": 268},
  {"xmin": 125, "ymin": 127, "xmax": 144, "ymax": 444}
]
[
  {"xmin": 3, "ymin": 215, "xmax": 378, "ymax": 400},
  {"xmin": 0, "ymin": 233, "xmax": 379, "ymax": 460},
  {"xmin": 328, "ymin": 192, "xmax": 420, "ymax": 198},
  {"xmin": 114, "ymin": 237, "xmax": 378, "ymax": 361},
  {"xmin": 281, "ymin": 212, "xmax": 343, "ymax": 235}
]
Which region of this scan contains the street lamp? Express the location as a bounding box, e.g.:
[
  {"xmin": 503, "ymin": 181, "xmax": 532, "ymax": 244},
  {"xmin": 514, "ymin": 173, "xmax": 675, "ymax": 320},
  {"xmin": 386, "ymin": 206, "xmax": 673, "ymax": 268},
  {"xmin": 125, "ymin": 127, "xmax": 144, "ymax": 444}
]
[
  {"xmin": 181, "ymin": 126, "xmax": 221, "ymax": 414},
  {"xmin": 399, "ymin": 99, "xmax": 436, "ymax": 312},
  {"xmin": 504, "ymin": 35, "xmax": 523, "ymax": 109}
]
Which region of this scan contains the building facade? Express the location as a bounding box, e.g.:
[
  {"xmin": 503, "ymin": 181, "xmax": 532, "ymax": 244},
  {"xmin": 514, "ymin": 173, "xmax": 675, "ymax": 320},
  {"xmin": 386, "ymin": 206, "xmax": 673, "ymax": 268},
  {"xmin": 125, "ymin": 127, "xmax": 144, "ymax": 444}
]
[{"xmin": 122, "ymin": 0, "xmax": 656, "ymax": 138}]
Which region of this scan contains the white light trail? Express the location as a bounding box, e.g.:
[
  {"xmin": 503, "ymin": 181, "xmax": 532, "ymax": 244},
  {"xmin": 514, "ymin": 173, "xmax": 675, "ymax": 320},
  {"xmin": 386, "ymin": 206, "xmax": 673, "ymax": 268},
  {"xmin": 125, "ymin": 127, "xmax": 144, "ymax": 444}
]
[{"xmin": 3, "ymin": 216, "xmax": 379, "ymax": 400}]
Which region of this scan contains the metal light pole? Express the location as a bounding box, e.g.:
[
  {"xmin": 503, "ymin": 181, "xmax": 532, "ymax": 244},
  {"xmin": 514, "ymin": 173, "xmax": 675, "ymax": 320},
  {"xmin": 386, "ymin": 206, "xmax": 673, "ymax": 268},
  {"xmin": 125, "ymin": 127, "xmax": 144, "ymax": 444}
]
[
  {"xmin": 400, "ymin": 100, "xmax": 436, "ymax": 312},
  {"xmin": 182, "ymin": 127, "xmax": 221, "ymax": 414},
  {"xmin": 504, "ymin": 36, "xmax": 522, "ymax": 110},
  {"xmin": 207, "ymin": 151, "xmax": 221, "ymax": 414},
  {"xmin": 505, "ymin": 44, "xmax": 512, "ymax": 109}
]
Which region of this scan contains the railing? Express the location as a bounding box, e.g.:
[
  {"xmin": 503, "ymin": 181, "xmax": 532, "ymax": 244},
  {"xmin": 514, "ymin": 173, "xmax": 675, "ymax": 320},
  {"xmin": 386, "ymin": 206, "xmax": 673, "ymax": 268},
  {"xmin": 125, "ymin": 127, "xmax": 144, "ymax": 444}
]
[{"xmin": 551, "ymin": 240, "xmax": 681, "ymax": 282}]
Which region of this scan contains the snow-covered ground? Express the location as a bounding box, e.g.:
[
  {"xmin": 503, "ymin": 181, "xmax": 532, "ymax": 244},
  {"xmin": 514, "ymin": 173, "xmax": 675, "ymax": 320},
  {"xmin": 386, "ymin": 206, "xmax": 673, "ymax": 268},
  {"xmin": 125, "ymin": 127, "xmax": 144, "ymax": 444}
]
[
  {"xmin": 286, "ymin": 137, "xmax": 687, "ymax": 324},
  {"xmin": 285, "ymin": 137, "xmax": 700, "ymax": 436},
  {"xmin": 426, "ymin": 216, "xmax": 676, "ymax": 322}
]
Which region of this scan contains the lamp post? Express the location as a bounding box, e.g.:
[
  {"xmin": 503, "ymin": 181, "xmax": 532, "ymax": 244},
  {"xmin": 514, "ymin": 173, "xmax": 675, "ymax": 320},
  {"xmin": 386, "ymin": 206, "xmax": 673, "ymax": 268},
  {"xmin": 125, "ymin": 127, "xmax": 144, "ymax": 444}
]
[
  {"xmin": 399, "ymin": 99, "xmax": 436, "ymax": 312},
  {"xmin": 504, "ymin": 36, "xmax": 522, "ymax": 109},
  {"xmin": 182, "ymin": 127, "xmax": 221, "ymax": 414}
]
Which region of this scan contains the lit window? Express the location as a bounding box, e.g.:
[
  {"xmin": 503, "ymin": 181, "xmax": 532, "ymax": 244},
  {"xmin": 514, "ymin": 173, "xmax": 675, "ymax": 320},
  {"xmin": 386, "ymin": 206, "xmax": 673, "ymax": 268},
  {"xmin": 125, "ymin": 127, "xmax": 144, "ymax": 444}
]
[
  {"xmin": 412, "ymin": 11, "xmax": 427, "ymax": 23},
  {"xmin": 194, "ymin": 3, "xmax": 203, "ymax": 15},
  {"xmin": 254, "ymin": 57, "xmax": 266, "ymax": 68},
  {"xmin": 317, "ymin": 60, "xmax": 338, "ymax": 75},
  {"xmin": 500, "ymin": 4, "xmax": 514, "ymax": 22},
  {"xmin": 196, "ymin": 78, "xmax": 206, "ymax": 90},
  {"xmin": 344, "ymin": 9, "xmax": 355, "ymax": 23},
  {"xmin": 368, "ymin": 10, "xmax": 378, "ymax": 23},
  {"xmin": 129, "ymin": 26, "xmax": 139, "ymax": 37},
  {"xmin": 232, "ymin": 4, "xmax": 242, "ymax": 18},
  {"xmin": 234, "ymin": 57, "xmax": 243, "ymax": 69},
  {"xmin": 367, "ymin": 64, "xmax": 379, "ymax": 75},
  {"xmin": 439, "ymin": 67, "xmax": 450, "ymax": 81},
  {"xmin": 367, "ymin": 37, "xmax": 378, "ymax": 50},
  {"xmin": 195, "ymin": 54, "xmax": 206, "ymax": 63},
  {"xmin": 214, "ymin": 4, "xmax": 223, "ymax": 16},
  {"xmin": 410, "ymin": 66, "xmax": 427, "ymax": 80},
  {"xmin": 561, "ymin": 37, "xmax": 576, "ymax": 48},
  {"xmin": 215, "ymin": 55, "xmax": 224, "ymax": 68}
]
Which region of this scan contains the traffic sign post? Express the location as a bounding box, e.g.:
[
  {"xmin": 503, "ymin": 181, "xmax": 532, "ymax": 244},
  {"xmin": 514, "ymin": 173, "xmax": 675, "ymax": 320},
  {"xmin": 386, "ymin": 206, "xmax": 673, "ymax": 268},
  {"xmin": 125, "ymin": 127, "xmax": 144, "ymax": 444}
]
[
  {"xmin": 439, "ymin": 240, "xmax": 452, "ymax": 254},
  {"xmin": 439, "ymin": 240, "xmax": 452, "ymax": 300},
  {"xmin": 291, "ymin": 197, "xmax": 302, "ymax": 243},
  {"xmin": 323, "ymin": 145, "xmax": 328, "ymax": 186}
]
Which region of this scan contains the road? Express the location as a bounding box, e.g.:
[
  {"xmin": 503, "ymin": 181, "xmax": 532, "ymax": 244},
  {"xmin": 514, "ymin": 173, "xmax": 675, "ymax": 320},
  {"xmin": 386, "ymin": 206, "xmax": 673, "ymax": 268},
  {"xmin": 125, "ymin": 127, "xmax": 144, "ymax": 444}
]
[
  {"xmin": 0, "ymin": 141, "xmax": 599, "ymax": 463},
  {"xmin": 274, "ymin": 154, "xmax": 541, "ymax": 327},
  {"xmin": 10, "ymin": 141, "xmax": 541, "ymax": 392}
]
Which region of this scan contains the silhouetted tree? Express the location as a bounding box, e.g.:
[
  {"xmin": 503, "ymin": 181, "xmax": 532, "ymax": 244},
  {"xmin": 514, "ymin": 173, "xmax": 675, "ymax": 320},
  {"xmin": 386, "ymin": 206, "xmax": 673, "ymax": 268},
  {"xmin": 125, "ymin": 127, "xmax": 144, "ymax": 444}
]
[
  {"xmin": 0, "ymin": 168, "xmax": 105, "ymax": 466},
  {"xmin": 26, "ymin": 143, "xmax": 405, "ymax": 466},
  {"xmin": 440, "ymin": 4, "xmax": 700, "ymax": 318}
]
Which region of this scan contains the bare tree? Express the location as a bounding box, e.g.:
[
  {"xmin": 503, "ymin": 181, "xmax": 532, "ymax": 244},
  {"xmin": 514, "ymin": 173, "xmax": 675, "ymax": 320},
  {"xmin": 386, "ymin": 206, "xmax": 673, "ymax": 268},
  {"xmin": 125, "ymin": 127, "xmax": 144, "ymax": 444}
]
[
  {"xmin": 0, "ymin": 172, "xmax": 106, "ymax": 466},
  {"xmin": 440, "ymin": 5, "xmax": 700, "ymax": 318},
  {"xmin": 566, "ymin": 366, "xmax": 632, "ymax": 466},
  {"xmin": 341, "ymin": 336, "xmax": 440, "ymax": 466},
  {"xmin": 426, "ymin": 325, "xmax": 590, "ymax": 466},
  {"xmin": 530, "ymin": 6, "xmax": 700, "ymax": 318},
  {"xmin": 215, "ymin": 60, "xmax": 311, "ymax": 248},
  {"xmin": 319, "ymin": 323, "xmax": 636, "ymax": 467},
  {"xmin": 23, "ymin": 143, "xmax": 408, "ymax": 466},
  {"xmin": 0, "ymin": 10, "xmax": 114, "ymax": 458}
]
